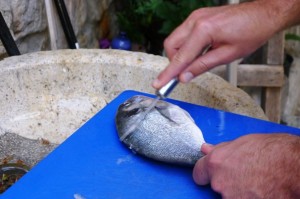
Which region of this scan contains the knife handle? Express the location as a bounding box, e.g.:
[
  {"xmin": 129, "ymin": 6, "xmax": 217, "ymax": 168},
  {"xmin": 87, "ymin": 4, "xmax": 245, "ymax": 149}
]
[{"xmin": 155, "ymin": 78, "xmax": 179, "ymax": 99}]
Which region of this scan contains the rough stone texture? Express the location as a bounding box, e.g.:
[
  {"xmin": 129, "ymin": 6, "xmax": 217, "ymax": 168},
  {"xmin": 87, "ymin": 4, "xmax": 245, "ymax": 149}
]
[
  {"xmin": 0, "ymin": 0, "xmax": 49, "ymax": 57},
  {"xmin": 0, "ymin": 0, "xmax": 112, "ymax": 58},
  {"xmin": 0, "ymin": 0, "xmax": 13, "ymax": 58},
  {"xmin": 62, "ymin": 0, "xmax": 113, "ymax": 49},
  {"xmin": 0, "ymin": 133, "xmax": 57, "ymax": 168},
  {"xmin": 0, "ymin": 49, "xmax": 267, "ymax": 144}
]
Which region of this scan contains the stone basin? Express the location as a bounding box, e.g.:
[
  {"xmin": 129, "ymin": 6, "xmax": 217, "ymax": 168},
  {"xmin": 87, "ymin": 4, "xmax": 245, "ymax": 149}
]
[{"xmin": 0, "ymin": 49, "xmax": 267, "ymax": 168}]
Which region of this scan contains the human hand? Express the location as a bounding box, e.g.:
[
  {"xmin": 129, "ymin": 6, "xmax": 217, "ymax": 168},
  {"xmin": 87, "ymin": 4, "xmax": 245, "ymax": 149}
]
[
  {"xmin": 193, "ymin": 134, "xmax": 300, "ymax": 199},
  {"xmin": 152, "ymin": 1, "xmax": 287, "ymax": 89}
]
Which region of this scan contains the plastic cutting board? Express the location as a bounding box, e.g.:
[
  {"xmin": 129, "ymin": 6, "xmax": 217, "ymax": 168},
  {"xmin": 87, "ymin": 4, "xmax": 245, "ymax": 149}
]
[{"xmin": 2, "ymin": 90, "xmax": 300, "ymax": 199}]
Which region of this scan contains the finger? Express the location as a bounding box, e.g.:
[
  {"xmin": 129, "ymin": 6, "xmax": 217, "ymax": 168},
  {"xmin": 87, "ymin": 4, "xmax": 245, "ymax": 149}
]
[
  {"xmin": 201, "ymin": 143, "xmax": 215, "ymax": 155},
  {"xmin": 152, "ymin": 28, "xmax": 212, "ymax": 89},
  {"xmin": 164, "ymin": 23, "xmax": 190, "ymax": 60},
  {"xmin": 179, "ymin": 45, "xmax": 240, "ymax": 83},
  {"xmin": 193, "ymin": 156, "xmax": 210, "ymax": 185},
  {"xmin": 164, "ymin": 9, "xmax": 205, "ymax": 60}
]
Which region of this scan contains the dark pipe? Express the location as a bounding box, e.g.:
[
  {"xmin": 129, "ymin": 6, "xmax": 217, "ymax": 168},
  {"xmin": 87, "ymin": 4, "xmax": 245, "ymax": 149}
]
[
  {"xmin": 53, "ymin": 0, "xmax": 79, "ymax": 49},
  {"xmin": 0, "ymin": 11, "xmax": 21, "ymax": 56}
]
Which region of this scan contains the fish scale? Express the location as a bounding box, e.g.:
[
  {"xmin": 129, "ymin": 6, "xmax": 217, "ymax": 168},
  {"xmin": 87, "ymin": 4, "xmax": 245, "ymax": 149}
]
[{"xmin": 119, "ymin": 96, "xmax": 160, "ymax": 141}]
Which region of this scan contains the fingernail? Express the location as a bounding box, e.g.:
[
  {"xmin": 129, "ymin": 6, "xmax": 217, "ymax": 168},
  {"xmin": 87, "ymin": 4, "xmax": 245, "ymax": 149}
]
[
  {"xmin": 181, "ymin": 72, "xmax": 194, "ymax": 83},
  {"xmin": 201, "ymin": 143, "xmax": 214, "ymax": 154},
  {"xmin": 152, "ymin": 79, "xmax": 161, "ymax": 88}
]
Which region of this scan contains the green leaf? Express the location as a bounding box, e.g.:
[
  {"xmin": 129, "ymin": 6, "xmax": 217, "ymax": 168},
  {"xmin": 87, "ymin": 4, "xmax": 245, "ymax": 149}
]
[
  {"xmin": 159, "ymin": 20, "xmax": 177, "ymax": 35},
  {"xmin": 155, "ymin": 1, "xmax": 178, "ymax": 20},
  {"xmin": 285, "ymin": 33, "xmax": 300, "ymax": 41}
]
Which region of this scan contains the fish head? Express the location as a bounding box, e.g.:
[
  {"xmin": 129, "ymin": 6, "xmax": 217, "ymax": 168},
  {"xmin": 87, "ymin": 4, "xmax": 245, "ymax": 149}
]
[
  {"xmin": 116, "ymin": 95, "xmax": 153, "ymax": 117},
  {"xmin": 116, "ymin": 95, "xmax": 195, "ymax": 137},
  {"xmin": 115, "ymin": 95, "xmax": 154, "ymax": 137}
]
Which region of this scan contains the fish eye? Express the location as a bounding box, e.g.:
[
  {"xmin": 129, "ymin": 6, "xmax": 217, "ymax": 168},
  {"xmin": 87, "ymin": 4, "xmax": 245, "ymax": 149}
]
[
  {"xmin": 124, "ymin": 102, "xmax": 131, "ymax": 107},
  {"xmin": 126, "ymin": 108, "xmax": 140, "ymax": 117}
]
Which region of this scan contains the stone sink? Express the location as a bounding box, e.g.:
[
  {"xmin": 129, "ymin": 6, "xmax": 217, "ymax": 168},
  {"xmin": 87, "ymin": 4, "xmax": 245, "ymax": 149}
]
[{"xmin": 0, "ymin": 49, "xmax": 267, "ymax": 168}]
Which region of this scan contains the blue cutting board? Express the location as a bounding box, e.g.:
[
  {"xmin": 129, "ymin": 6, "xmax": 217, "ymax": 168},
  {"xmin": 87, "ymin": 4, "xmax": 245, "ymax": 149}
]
[{"xmin": 2, "ymin": 90, "xmax": 300, "ymax": 199}]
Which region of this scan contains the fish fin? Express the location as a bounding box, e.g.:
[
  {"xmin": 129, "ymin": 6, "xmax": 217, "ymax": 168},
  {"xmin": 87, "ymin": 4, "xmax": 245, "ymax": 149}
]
[
  {"xmin": 155, "ymin": 106, "xmax": 178, "ymax": 124},
  {"xmin": 155, "ymin": 103, "xmax": 196, "ymax": 124},
  {"xmin": 181, "ymin": 109, "xmax": 195, "ymax": 123}
]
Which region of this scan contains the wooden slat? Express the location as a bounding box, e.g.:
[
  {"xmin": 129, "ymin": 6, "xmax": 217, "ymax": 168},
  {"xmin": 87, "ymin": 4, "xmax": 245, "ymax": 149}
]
[
  {"xmin": 45, "ymin": 0, "xmax": 58, "ymax": 50},
  {"xmin": 45, "ymin": 0, "xmax": 68, "ymax": 49},
  {"xmin": 265, "ymin": 32, "xmax": 285, "ymax": 65},
  {"xmin": 264, "ymin": 32, "xmax": 284, "ymax": 122},
  {"xmin": 263, "ymin": 87, "xmax": 282, "ymax": 122},
  {"xmin": 237, "ymin": 64, "xmax": 284, "ymax": 87},
  {"xmin": 226, "ymin": 59, "xmax": 238, "ymax": 86},
  {"xmin": 210, "ymin": 64, "xmax": 284, "ymax": 87}
]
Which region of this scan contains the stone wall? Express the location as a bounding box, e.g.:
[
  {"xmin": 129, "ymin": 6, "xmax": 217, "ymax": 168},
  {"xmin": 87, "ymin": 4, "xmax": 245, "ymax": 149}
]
[{"xmin": 0, "ymin": 0, "xmax": 113, "ymax": 58}]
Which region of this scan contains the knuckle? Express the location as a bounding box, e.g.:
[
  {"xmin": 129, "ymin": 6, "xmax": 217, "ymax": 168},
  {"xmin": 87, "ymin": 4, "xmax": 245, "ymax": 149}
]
[
  {"xmin": 163, "ymin": 37, "xmax": 178, "ymax": 59},
  {"xmin": 195, "ymin": 60, "xmax": 210, "ymax": 73},
  {"xmin": 188, "ymin": 10, "xmax": 200, "ymax": 21},
  {"xmin": 163, "ymin": 36, "xmax": 172, "ymax": 48},
  {"xmin": 194, "ymin": 20, "xmax": 214, "ymax": 33},
  {"xmin": 189, "ymin": 8, "xmax": 209, "ymax": 19},
  {"xmin": 172, "ymin": 51, "xmax": 188, "ymax": 67},
  {"xmin": 186, "ymin": 8, "xmax": 207, "ymax": 28},
  {"xmin": 206, "ymin": 150, "xmax": 222, "ymax": 170}
]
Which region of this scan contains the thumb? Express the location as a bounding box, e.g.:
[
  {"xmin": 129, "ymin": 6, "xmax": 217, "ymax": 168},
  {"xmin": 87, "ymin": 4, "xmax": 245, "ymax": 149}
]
[
  {"xmin": 201, "ymin": 143, "xmax": 214, "ymax": 155},
  {"xmin": 193, "ymin": 155, "xmax": 210, "ymax": 185},
  {"xmin": 193, "ymin": 143, "xmax": 214, "ymax": 185}
]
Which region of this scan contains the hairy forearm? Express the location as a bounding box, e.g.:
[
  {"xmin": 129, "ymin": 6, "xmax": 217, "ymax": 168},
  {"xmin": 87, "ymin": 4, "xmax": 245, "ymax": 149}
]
[
  {"xmin": 263, "ymin": 134, "xmax": 300, "ymax": 198},
  {"xmin": 260, "ymin": 0, "xmax": 300, "ymax": 31},
  {"xmin": 287, "ymin": 135, "xmax": 300, "ymax": 198}
]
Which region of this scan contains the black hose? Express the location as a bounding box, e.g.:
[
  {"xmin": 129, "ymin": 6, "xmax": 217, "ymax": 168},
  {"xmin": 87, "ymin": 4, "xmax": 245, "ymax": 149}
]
[
  {"xmin": 0, "ymin": 11, "xmax": 21, "ymax": 56},
  {"xmin": 53, "ymin": 0, "xmax": 79, "ymax": 49}
]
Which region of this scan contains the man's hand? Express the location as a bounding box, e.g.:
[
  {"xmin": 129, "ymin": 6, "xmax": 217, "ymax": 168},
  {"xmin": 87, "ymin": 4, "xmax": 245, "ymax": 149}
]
[
  {"xmin": 152, "ymin": 0, "xmax": 300, "ymax": 89},
  {"xmin": 193, "ymin": 134, "xmax": 300, "ymax": 199}
]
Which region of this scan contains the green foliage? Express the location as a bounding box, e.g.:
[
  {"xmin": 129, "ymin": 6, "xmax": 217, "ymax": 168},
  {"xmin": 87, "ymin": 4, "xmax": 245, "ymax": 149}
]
[
  {"xmin": 285, "ymin": 33, "xmax": 300, "ymax": 42},
  {"xmin": 116, "ymin": 0, "xmax": 215, "ymax": 45},
  {"xmin": 154, "ymin": 0, "xmax": 214, "ymax": 34}
]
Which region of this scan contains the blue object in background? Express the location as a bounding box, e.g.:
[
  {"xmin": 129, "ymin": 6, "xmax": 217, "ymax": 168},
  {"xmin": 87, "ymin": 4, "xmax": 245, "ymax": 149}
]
[
  {"xmin": 99, "ymin": 38, "xmax": 110, "ymax": 49},
  {"xmin": 2, "ymin": 90, "xmax": 300, "ymax": 199},
  {"xmin": 111, "ymin": 32, "xmax": 132, "ymax": 50}
]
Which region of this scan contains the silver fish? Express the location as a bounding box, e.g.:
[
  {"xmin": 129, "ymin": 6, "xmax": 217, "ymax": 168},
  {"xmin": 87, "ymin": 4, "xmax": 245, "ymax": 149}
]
[{"xmin": 115, "ymin": 95, "xmax": 205, "ymax": 166}]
